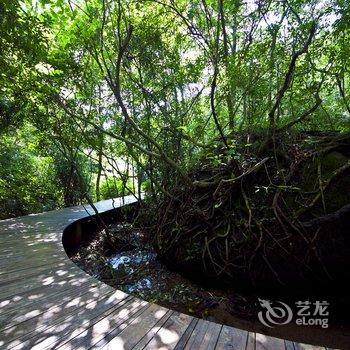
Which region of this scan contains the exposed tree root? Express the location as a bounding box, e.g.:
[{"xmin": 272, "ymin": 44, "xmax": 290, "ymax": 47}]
[{"xmin": 140, "ymin": 132, "xmax": 350, "ymax": 293}]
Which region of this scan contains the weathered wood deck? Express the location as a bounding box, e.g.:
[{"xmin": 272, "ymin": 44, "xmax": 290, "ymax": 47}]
[{"xmin": 0, "ymin": 197, "xmax": 335, "ymax": 349}]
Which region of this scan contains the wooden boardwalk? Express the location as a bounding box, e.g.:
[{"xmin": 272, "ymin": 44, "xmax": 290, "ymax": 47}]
[{"xmin": 0, "ymin": 197, "xmax": 335, "ymax": 349}]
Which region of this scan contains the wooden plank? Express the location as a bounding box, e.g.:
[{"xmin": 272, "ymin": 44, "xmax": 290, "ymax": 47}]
[
  {"xmin": 0, "ymin": 272, "xmax": 99, "ymax": 317},
  {"xmin": 0, "ymin": 234, "xmax": 61, "ymax": 246},
  {"xmin": 96, "ymin": 303, "xmax": 170, "ymax": 349},
  {"xmin": 132, "ymin": 311, "xmax": 174, "ymax": 350},
  {"xmin": 0, "ymin": 245, "xmax": 63, "ymax": 261},
  {"xmin": 0, "ymin": 241, "xmax": 61, "ymax": 254},
  {"xmin": 0, "ymin": 259, "xmax": 75, "ymax": 281},
  {"xmin": 135, "ymin": 311, "xmax": 193, "ymax": 350},
  {"xmin": 0, "ymin": 266, "xmax": 88, "ymax": 300},
  {"xmin": 12, "ymin": 292, "xmax": 134, "ymax": 350},
  {"xmin": 0, "ymin": 252, "xmax": 67, "ymax": 272},
  {"xmin": 0, "ymin": 256, "xmax": 73, "ymax": 278},
  {"xmin": 197, "ymin": 321, "xmax": 222, "ymax": 349},
  {"xmin": 0, "ymin": 276, "xmax": 102, "ymax": 329},
  {"xmin": 0, "ymin": 283, "xmax": 112, "ymax": 340},
  {"xmin": 0, "ymin": 231, "xmax": 56, "ymax": 239},
  {"xmin": 293, "ymin": 343, "xmax": 326, "ymax": 350},
  {"xmin": 0, "ymin": 268, "xmax": 91, "ymax": 308},
  {"xmin": 2, "ymin": 286, "xmax": 116, "ymax": 348},
  {"xmin": 55, "ymin": 297, "xmax": 147, "ymax": 350},
  {"xmin": 183, "ymin": 319, "xmax": 211, "ymax": 349},
  {"xmin": 173, "ymin": 318, "xmax": 199, "ymax": 350},
  {"xmin": 0, "ymin": 245, "xmax": 63, "ymax": 259},
  {"xmin": 255, "ymin": 333, "xmax": 286, "ymax": 350},
  {"xmin": 285, "ymin": 340, "xmax": 295, "ymax": 350},
  {"xmin": 0, "ymin": 260, "xmax": 74, "ymax": 287},
  {"xmin": 246, "ymin": 332, "xmax": 255, "ymax": 350},
  {"xmin": 83, "ymin": 303, "xmax": 152, "ymax": 349},
  {"xmin": 215, "ymin": 324, "xmax": 248, "ymax": 350}
]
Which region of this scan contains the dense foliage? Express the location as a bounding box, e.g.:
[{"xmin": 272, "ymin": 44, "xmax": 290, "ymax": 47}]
[{"xmin": 1, "ymin": 0, "xmax": 350, "ymax": 290}]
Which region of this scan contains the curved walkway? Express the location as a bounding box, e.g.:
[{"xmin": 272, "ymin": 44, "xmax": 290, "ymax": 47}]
[{"xmin": 0, "ymin": 197, "xmax": 333, "ymax": 349}]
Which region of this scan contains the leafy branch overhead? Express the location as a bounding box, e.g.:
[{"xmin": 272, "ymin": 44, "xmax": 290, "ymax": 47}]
[{"xmin": 1, "ymin": 0, "xmax": 350, "ymax": 292}]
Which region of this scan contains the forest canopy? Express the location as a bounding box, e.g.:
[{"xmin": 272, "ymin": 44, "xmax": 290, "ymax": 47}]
[
  {"xmin": 2, "ymin": 0, "xmax": 350, "ymax": 290},
  {"xmin": 1, "ymin": 0, "xmax": 349, "ymax": 218}
]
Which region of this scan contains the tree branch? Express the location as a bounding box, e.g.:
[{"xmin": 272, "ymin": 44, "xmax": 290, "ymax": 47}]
[
  {"xmin": 277, "ymin": 92, "xmax": 322, "ymax": 132},
  {"xmin": 268, "ymin": 22, "xmax": 317, "ymax": 129}
]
